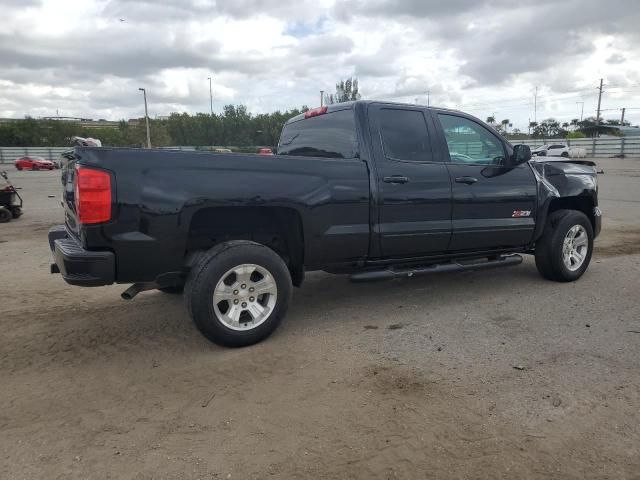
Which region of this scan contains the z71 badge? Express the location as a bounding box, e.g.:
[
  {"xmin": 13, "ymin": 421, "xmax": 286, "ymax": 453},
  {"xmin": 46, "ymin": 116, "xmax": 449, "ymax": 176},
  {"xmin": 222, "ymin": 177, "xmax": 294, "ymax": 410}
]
[{"xmin": 512, "ymin": 210, "xmax": 531, "ymax": 218}]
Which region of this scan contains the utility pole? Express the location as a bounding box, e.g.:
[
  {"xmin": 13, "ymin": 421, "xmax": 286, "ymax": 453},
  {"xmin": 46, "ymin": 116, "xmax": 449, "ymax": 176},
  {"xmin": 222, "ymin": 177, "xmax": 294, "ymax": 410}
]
[
  {"xmin": 576, "ymin": 101, "xmax": 584, "ymax": 122},
  {"xmin": 426, "ymin": 90, "xmax": 430, "ymax": 107},
  {"xmin": 207, "ymin": 77, "xmax": 213, "ymax": 116},
  {"xmin": 415, "ymin": 97, "xmax": 419, "ymax": 105},
  {"xmin": 138, "ymin": 87, "xmax": 151, "ymax": 149},
  {"xmin": 320, "ymin": 90, "xmax": 324, "ymax": 107},
  {"xmin": 621, "ymin": 107, "xmax": 626, "ymax": 125},
  {"xmin": 595, "ymin": 78, "xmax": 604, "ymax": 130},
  {"xmin": 534, "ymin": 86, "xmax": 538, "ymax": 124}
]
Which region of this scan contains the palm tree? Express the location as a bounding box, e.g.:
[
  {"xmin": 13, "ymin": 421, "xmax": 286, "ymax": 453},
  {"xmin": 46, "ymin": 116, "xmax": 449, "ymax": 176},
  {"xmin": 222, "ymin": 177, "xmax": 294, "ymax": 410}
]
[
  {"xmin": 501, "ymin": 119, "xmax": 510, "ymax": 133},
  {"xmin": 562, "ymin": 122, "xmax": 570, "ymax": 130},
  {"xmin": 570, "ymin": 118, "xmax": 579, "ymax": 131},
  {"xmin": 486, "ymin": 116, "xmax": 495, "ymax": 125}
]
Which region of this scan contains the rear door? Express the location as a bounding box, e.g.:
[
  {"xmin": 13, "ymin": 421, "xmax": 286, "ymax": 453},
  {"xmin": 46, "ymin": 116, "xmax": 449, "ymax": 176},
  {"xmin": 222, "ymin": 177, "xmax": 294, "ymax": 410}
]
[
  {"xmin": 368, "ymin": 104, "xmax": 451, "ymax": 258},
  {"xmin": 434, "ymin": 112, "xmax": 537, "ymax": 251}
]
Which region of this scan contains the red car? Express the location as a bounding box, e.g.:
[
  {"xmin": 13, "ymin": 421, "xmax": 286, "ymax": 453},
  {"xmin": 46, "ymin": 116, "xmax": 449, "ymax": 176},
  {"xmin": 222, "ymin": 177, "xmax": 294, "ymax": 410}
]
[
  {"xmin": 258, "ymin": 148, "xmax": 274, "ymax": 155},
  {"xmin": 14, "ymin": 156, "xmax": 56, "ymax": 170}
]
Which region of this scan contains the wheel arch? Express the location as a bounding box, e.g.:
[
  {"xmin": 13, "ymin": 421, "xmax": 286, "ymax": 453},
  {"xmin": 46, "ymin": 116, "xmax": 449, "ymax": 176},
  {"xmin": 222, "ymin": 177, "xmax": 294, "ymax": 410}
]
[
  {"xmin": 185, "ymin": 206, "xmax": 305, "ymax": 286},
  {"xmin": 533, "ymin": 195, "xmax": 596, "ymax": 243}
]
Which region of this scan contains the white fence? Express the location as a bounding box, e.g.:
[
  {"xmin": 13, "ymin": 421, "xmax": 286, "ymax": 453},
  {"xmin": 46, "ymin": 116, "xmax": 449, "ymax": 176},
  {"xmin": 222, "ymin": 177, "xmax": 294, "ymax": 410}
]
[
  {"xmin": 523, "ymin": 137, "xmax": 640, "ymax": 158},
  {"xmin": 0, "ymin": 146, "xmax": 201, "ymax": 164},
  {"xmin": 0, "ymin": 147, "xmax": 71, "ymax": 164},
  {"xmin": 1, "ymin": 138, "xmax": 639, "ymax": 163}
]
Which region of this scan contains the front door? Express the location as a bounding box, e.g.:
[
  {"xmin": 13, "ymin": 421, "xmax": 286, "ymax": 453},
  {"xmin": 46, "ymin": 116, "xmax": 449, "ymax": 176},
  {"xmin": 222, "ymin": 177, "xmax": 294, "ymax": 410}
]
[
  {"xmin": 368, "ymin": 104, "xmax": 452, "ymax": 258},
  {"xmin": 434, "ymin": 112, "xmax": 538, "ymax": 251}
]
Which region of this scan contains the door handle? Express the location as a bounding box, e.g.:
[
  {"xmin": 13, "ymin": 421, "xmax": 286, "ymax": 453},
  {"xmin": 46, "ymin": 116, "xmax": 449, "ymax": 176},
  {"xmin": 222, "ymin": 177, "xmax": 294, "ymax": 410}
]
[
  {"xmin": 383, "ymin": 175, "xmax": 409, "ymax": 184},
  {"xmin": 455, "ymin": 176, "xmax": 478, "ymax": 185}
]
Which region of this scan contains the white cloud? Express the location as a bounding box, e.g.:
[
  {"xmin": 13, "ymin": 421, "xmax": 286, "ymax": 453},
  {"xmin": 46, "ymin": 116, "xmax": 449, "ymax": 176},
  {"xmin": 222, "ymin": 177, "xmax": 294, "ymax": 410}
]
[{"xmin": 0, "ymin": 0, "xmax": 639, "ymax": 129}]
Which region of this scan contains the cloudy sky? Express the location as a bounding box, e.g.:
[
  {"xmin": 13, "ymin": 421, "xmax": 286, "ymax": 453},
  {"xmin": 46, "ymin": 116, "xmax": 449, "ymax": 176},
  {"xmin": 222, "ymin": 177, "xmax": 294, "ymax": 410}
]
[{"xmin": 1, "ymin": 0, "xmax": 639, "ymax": 130}]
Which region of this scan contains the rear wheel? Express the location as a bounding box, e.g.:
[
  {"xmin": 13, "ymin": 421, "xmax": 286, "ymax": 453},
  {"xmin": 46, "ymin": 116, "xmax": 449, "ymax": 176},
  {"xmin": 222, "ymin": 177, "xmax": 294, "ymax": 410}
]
[
  {"xmin": 0, "ymin": 207, "xmax": 12, "ymax": 223},
  {"xmin": 11, "ymin": 207, "xmax": 22, "ymax": 218},
  {"xmin": 16, "ymin": 166, "xmax": 22, "ymax": 171},
  {"xmin": 535, "ymin": 209, "xmax": 593, "ymax": 282},
  {"xmin": 185, "ymin": 241, "xmax": 292, "ymax": 347},
  {"xmin": 561, "ymin": 151, "xmax": 569, "ymax": 158},
  {"xmin": 32, "ymin": 165, "xmax": 39, "ymax": 171}
]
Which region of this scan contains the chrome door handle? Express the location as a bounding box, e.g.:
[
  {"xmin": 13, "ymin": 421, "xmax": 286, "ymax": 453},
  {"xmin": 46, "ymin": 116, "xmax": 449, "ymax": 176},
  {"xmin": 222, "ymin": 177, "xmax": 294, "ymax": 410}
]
[
  {"xmin": 383, "ymin": 176, "xmax": 409, "ymax": 184},
  {"xmin": 455, "ymin": 176, "xmax": 478, "ymax": 185}
]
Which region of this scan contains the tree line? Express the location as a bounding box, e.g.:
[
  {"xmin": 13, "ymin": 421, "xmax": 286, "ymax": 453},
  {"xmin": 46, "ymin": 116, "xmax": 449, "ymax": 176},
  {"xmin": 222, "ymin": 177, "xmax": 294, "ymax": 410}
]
[
  {"xmin": 486, "ymin": 115, "xmax": 630, "ymax": 139},
  {"xmin": 0, "ymin": 104, "xmax": 309, "ymax": 148}
]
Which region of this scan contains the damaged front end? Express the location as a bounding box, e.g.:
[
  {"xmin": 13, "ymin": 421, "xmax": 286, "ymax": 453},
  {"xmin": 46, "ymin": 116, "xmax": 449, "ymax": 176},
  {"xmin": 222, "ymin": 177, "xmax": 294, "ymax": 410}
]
[{"xmin": 529, "ymin": 159, "xmax": 601, "ymax": 241}]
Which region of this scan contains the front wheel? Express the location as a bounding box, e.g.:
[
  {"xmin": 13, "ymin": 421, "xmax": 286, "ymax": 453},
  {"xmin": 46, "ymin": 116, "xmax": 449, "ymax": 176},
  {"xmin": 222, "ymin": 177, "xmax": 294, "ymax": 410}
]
[
  {"xmin": 535, "ymin": 209, "xmax": 593, "ymax": 282},
  {"xmin": 185, "ymin": 241, "xmax": 292, "ymax": 347}
]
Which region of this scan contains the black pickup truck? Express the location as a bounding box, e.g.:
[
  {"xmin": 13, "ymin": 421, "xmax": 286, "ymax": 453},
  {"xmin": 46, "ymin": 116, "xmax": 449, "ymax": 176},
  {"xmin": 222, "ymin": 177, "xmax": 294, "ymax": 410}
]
[{"xmin": 49, "ymin": 101, "xmax": 601, "ymax": 347}]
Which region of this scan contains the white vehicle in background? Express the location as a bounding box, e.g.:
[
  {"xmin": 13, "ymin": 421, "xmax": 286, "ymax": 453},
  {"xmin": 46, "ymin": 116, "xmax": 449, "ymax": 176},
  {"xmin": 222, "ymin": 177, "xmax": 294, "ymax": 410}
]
[{"xmin": 531, "ymin": 143, "xmax": 587, "ymax": 159}]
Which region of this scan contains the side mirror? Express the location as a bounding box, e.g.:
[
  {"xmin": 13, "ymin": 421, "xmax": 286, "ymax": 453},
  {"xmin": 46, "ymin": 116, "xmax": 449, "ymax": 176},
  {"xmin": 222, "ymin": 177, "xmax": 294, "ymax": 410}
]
[{"xmin": 512, "ymin": 144, "xmax": 531, "ymax": 165}]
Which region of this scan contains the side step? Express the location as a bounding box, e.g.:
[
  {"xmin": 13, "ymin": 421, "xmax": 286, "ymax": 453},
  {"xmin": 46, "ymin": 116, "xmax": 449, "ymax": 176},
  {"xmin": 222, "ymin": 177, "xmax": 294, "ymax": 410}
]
[{"xmin": 349, "ymin": 254, "xmax": 523, "ymax": 283}]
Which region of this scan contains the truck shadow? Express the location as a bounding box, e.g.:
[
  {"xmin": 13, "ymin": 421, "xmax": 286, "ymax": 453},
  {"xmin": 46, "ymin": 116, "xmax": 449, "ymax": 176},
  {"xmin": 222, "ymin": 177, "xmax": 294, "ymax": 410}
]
[
  {"xmin": 287, "ymin": 259, "xmax": 542, "ymax": 330},
  {"xmin": 2, "ymin": 258, "xmax": 545, "ymax": 372}
]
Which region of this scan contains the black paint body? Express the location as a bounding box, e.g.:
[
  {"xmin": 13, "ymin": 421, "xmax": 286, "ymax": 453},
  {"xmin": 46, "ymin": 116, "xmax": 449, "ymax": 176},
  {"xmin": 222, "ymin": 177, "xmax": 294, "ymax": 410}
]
[{"xmin": 49, "ymin": 101, "xmax": 601, "ymax": 287}]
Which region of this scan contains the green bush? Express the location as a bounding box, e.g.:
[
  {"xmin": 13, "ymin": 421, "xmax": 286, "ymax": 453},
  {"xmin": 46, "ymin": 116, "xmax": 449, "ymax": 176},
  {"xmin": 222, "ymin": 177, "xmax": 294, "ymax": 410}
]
[{"xmin": 566, "ymin": 131, "xmax": 586, "ymax": 139}]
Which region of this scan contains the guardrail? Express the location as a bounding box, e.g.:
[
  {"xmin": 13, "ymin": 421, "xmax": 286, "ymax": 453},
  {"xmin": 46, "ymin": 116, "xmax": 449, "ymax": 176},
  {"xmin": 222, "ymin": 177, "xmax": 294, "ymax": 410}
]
[
  {"xmin": 523, "ymin": 137, "xmax": 640, "ymax": 158},
  {"xmin": 0, "ymin": 147, "xmax": 71, "ymax": 164},
  {"xmin": 1, "ymin": 139, "xmax": 638, "ymax": 163}
]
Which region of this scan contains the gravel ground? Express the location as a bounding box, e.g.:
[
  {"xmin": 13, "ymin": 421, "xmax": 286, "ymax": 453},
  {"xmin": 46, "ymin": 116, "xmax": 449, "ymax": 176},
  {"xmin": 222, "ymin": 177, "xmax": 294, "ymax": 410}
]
[{"xmin": 1, "ymin": 158, "xmax": 639, "ymax": 479}]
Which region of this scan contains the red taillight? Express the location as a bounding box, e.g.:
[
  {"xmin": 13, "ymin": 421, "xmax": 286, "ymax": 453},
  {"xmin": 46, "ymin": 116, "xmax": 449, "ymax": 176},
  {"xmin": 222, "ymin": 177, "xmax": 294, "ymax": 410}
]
[
  {"xmin": 304, "ymin": 106, "xmax": 328, "ymax": 119},
  {"xmin": 75, "ymin": 166, "xmax": 111, "ymax": 224}
]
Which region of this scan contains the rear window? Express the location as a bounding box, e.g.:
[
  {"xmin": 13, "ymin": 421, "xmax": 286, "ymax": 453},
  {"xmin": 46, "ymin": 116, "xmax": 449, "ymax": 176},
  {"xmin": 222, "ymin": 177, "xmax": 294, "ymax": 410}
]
[{"xmin": 277, "ymin": 109, "xmax": 357, "ymax": 159}]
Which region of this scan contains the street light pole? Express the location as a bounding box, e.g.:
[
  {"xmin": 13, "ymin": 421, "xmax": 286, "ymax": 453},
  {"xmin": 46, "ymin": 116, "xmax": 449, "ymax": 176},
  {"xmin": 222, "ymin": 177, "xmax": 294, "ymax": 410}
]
[
  {"xmin": 320, "ymin": 90, "xmax": 324, "ymax": 107},
  {"xmin": 208, "ymin": 77, "xmax": 214, "ymax": 116},
  {"xmin": 138, "ymin": 88, "xmax": 151, "ymax": 149}
]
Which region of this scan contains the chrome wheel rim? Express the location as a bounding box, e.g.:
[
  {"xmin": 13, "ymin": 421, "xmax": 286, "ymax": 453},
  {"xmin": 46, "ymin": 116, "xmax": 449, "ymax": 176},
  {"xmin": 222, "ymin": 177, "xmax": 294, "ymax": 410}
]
[
  {"xmin": 213, "ymin": 264, "xmax": 277, "ymax": 331},
  {"xmin": 562, "ymin": 225, "xmax": 589, "ymax": 271}
]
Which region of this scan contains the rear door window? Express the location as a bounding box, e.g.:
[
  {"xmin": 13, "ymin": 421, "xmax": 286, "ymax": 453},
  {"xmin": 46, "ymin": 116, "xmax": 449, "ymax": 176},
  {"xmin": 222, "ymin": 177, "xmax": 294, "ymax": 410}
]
[
  {"xmin": 377, "ymin": 109, "xmax": 433, "ymax": 162},
  {"xmin": 278, "ymin": 109, "xmax": 357, "ymax": 159}
]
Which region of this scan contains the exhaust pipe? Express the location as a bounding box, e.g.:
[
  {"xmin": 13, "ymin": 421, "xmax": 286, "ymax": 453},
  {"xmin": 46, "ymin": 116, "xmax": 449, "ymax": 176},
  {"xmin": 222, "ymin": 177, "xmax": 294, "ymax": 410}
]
[{"xmin": 121, "ymin": 282, "xmax": 156, "ymax": 300}]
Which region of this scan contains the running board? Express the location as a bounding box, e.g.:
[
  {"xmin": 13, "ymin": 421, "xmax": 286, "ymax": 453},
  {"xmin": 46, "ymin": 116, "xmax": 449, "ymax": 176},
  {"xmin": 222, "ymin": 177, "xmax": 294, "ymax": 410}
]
[{"xmin": 349, "ymin": 254, "xmax": 523, "ymax": 283}]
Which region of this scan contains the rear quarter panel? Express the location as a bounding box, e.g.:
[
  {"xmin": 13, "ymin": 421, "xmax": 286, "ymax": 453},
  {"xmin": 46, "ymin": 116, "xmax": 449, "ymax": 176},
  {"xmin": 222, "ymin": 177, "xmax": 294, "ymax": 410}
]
[{"xmin": 74, "ymin": 148, "xmax": 370, "ymax": 282}]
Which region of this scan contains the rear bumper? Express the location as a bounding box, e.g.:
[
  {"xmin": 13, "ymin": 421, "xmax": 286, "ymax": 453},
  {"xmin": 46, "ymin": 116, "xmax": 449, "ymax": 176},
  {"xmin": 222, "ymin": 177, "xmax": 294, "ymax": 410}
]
[{"xmin": 48, "ymin": 225, "xmax": 115, "ymax": 286}]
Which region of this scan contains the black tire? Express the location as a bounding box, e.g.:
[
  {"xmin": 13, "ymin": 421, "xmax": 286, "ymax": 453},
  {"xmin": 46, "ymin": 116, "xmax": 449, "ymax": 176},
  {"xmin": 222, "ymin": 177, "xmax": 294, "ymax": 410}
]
[
  {"xmin": 16, "ymin": 166, "xmax": 22, "ymax": 171},
  {"xmin": 561, "ymin": 151, "xmax": 569, "ymax": 158},
  {"xmin": 0, "ymin": 207, "xmax": 12, "ymax": 223},
  {"xmin": 11, "ymin": 207, "xmax": 22, "ymax": 218},
  {"xmin": 32, "ymin": 165, "xmax": 39, "ymax": 171},
  {"xmin": 185, "ymin": 241, "xmax": 292, "ymax": 347},
  {"xmin": 158, "ymin": 285, "xmax": 184, "ymax": 294},
  {"xmin": 535, "ymin": 209, "xmax": 593, "ymax": 282}
]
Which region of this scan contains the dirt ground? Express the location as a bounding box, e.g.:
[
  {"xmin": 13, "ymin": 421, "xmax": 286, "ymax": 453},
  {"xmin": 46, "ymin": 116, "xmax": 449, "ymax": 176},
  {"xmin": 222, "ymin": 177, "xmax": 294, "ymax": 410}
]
[{"xmin": 1, "ymin": 158, "xmax": 639, "ymax": 479}]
